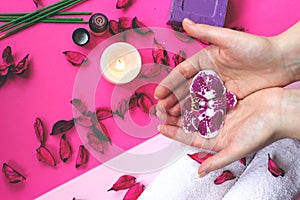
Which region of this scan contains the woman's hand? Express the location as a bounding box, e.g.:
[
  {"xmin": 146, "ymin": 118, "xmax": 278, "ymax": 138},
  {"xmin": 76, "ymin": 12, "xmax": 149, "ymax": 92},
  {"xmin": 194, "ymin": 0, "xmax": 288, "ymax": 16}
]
[
  {"xmin": 154, "ymin": 19, "xmax": 296, "ymax": 116},
  {"xmin": 157, "ymin": 88, "xmax": 285, "ymax": 177}
]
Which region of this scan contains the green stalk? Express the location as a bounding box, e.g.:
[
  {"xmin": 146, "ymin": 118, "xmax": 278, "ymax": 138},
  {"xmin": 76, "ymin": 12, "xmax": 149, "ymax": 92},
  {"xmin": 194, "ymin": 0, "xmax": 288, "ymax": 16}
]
[
  {"xmin": 0, "ymin": 16, "xmax": 84, "ymax": 21},
  {"xmin": 0, "ymin": 0, "xmax": 83, "ymax": 40},
  {"xmin": 1, "ymin": 0, "xmax": 75, "ymax": 32},
  {"xmin": 0, "ymin": 11, "xmax": 92, "ymax": 16},
  {"xmin": 0, "ymin": 18, "xmax": 88, "ymax": 23},
  {"xmin": 0, "ymin": 0, "xmax": 72, "ymax": 30}
]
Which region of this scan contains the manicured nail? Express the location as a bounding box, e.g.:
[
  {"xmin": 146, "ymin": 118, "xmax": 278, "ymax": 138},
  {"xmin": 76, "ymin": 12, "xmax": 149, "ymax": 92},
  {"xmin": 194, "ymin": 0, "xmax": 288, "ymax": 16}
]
[
  {"xmin": 183, "ymin": 18, "xmax": 195, "ymax": 25},
  {"xmin": 157, "ymin": 124, "xmax": 163, "ymax": 131},
  {"xmin": 198, "ymin": 171, "xmax": 207, "ymax": 178},
  {"xmin": 154, "ymin": 95, "xmax": 159, "ymax": 100}
]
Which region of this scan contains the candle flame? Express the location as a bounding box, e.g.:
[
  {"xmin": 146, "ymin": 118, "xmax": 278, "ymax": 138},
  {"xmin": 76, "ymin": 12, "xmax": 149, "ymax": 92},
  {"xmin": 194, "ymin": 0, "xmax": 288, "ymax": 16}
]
[{"xmin": 115, "ymin": 59, "xmax": 125, "ymax": 71}]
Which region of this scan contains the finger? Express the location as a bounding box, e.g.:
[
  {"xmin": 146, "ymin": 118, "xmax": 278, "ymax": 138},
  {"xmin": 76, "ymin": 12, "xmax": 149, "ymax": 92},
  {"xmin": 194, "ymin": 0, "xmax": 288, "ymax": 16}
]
[
  {"xmin": 182, "ymin": 18, "xmax": 235, "ymax": 47},
  {"xmin": 198, "ymin": 145, "xmax": 244, "ymax": 177},
  {"xmin": 156, "ymin": 110, "xmax": 181, "ymax": 126},
  {"xmin": 158, "ymin": 124, "xmax": 213, "ymax": 149},
  {"xmin": 156, "ymin": 79, "xmax": 191, "ymax": 110},
  {"xmin": 167, "ymin": 100, "xmax": 186, "ymax": 116},
  {"xmin": 154, "ymin": 54, "xmax": 200, "ymax": 100}
]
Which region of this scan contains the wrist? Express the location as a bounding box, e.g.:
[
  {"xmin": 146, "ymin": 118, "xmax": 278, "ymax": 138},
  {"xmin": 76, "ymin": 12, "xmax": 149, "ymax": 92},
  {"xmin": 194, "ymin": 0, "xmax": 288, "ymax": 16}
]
[
  {"xmin": 278, "ymin": 89, "xmax": 300, "ymax": 140},
  {"xmin": 271, "ymin": 22, "xmax": 300, "ymax": 83}
]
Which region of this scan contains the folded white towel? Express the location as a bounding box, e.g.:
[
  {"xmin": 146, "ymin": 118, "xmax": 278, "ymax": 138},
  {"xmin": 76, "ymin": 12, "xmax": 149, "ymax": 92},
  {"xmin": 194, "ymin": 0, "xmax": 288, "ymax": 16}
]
[
  {"xmin": 139, "ymin": 145, "xmax": 253, "ymax": 200},
  {"xmin": 223, "ymin": 138, "xmax": 300, "ymax": 200},
  {"xmin": 139, "ymin": 139, "xmax": 300, "ymax": 200}
]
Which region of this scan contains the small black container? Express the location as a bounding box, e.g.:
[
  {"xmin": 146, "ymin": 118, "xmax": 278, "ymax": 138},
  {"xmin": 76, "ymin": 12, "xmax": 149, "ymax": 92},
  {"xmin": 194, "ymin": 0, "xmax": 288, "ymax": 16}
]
[
  {"xmin": 88, "ymin": 13, "xmax": 109, "ymax": 36},
  {"xmin": 72, "ymin": 28, "xmax": 90, "ymax": 46}
]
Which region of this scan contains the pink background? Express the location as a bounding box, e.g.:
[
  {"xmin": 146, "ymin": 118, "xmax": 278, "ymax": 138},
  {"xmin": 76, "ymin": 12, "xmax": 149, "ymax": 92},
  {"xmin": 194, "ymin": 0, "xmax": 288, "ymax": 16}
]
[{"xmin": 1, "ymin": 0, "xmax": 300, "ymax": 199}]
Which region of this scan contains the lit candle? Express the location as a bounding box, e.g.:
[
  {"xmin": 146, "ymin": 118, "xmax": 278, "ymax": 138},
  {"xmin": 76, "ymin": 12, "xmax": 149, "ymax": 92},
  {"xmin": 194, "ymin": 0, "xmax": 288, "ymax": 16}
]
[{"xmin": 100, "ymin": 42, "xmax": 142, "ymax": 84}]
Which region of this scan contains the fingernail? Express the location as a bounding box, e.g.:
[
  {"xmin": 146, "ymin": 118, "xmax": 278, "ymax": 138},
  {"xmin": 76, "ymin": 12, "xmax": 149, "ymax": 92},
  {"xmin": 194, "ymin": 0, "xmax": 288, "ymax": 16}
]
[
  {"xmin": 183, "ymin": 18, "xmax": 195, "ymax": 25},
  {"xmin": 198, "ymin": 171, "xmax": 207, "ymax": 178},
  {"xmin": 154, "ymin": 95, "xmax": 159, "ymax": 100},
  {"xmin": 157, "ymin": 124, "xmax": 163, "ymax": 131}
]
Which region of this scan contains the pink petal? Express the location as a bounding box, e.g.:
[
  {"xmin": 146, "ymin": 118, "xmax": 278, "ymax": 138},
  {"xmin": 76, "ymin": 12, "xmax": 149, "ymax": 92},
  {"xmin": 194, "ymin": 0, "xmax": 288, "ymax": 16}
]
[
  {"xmin": 75, "ymin": 145, "xmax": 89, "ymax": 168},
  {"xmin": 96, "ymin": 107, "xmax": 113, "ymax": 121},
  {"xmin": 152, "ymin": 38, "xmax": 170, "ymax": 66},
  {"xmin": 87, "ymin": 132, "xmax": 104, "ymax": 154},
  {"xmin": 116, "ymin": 0, "xmax": 133, "ymax": 9},
  {"xmin": 268, "ymin": 153, "xmax": 285, "ymax": 177},
  {"xmin": 108, "ymin": 175, "xmax": 136, "ymax": 191},
  {"xmin": 36, "ymin": 146, "xmax": 56, "ymax": 166},
  {"xmin": 34, "ymin": 117, "xmax": 47, "ymax": 146},
  {"xmin": 63, "ymin": 51, "xmax": 87, "ymax": 66},
  {"xmin": 2, "ymin": 163, "xmax": 26, "ymax": 184},
  {"xmin": 123, "ymin": 183, "xmax": 145, "ymax": 200},
  {"xmin": 187, "ymin": 152, "xmax": 213, "ymax": 164},
  {"xmin": 132, "ymin": 17, "xmax": 153, "ymax": 35},
  {"xmin": 214, "ymin": 170, "xmax": 236, "ymax": 185},
  {"xmin": 50, "ymin": 119, "xmax": 74, "ymax": 135},
  {"xmin": 59, "ymin": 134, "xmax": 73, "ymax": 162}
]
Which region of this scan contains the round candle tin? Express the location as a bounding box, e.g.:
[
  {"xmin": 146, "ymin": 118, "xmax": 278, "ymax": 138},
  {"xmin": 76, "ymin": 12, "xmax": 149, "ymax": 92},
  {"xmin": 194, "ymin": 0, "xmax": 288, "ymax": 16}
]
[
  {"xmin": 89, "ymin": 13, "xmax": 109, "ymax": 36},
  {"xmin": 72, "ymin": 28, "xmax": 90, "ymax": 46}
]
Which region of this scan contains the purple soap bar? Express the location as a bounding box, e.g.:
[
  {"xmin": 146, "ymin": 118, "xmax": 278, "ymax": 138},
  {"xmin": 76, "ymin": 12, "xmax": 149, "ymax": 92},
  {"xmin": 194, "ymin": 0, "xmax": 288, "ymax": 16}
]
[{"xmin": 168, "ymin": 0, "xmax": 228, "ymax": 27}]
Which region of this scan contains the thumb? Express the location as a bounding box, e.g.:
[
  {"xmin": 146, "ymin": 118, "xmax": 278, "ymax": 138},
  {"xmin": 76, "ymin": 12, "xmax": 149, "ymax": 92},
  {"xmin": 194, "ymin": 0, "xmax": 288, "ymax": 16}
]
[
  {"xmin": 182, "ymin": 18, "xmax": 233, "ymax": 47},
  {"xmin": 198, "ymin": 146, "xmax": 242, "ymax": 177}
]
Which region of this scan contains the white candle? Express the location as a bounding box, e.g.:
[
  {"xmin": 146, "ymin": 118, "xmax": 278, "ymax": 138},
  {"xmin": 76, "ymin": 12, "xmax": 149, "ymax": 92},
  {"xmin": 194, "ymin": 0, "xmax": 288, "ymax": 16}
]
[{"xmin": 100, "ymin": 42, "xmax": 142, "ymax": 84}]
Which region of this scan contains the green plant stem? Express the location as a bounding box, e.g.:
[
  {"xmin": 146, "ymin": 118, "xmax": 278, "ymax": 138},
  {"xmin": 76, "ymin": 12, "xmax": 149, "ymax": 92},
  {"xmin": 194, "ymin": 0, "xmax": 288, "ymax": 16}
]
[
  {"xmin": 0, "ymin": 11, "xmax": 92, "ymax": 16},
  {"xmin": 0, "ymin": 0, "xmax": 72, "ymax": 30},
  {"xmin": 1, "ymin": 0, "xmax": 75, "ymax": 32},
  {"xmin": 0, "ymin": 0, "xmax": 84, "ymax": 40},
  {"xmin": 0, "ymin": 18, "xmax": 88, "ymax": 24}
]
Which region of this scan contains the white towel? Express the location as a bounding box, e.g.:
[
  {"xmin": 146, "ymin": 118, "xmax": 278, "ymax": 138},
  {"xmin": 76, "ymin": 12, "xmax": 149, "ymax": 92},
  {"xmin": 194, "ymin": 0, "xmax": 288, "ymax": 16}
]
[
  {"xmin": 139, "ymin": 146, "xmax": 253, "ymax": 200},
  {"xmin": 139, "ymin": 139, "xmax": 300, "ymax": 200},
  {"xmin": 223, "ymin": 138, "xmax": 300, "ymax": 200}
]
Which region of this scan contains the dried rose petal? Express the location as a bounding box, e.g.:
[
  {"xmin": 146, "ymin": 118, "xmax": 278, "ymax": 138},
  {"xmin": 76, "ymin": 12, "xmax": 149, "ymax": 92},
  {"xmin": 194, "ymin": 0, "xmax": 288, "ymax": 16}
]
[
  {"xmin": 12, "ymin": 54, "xmax": 29, "ymax": 75},
  {"xmin": 174, "ymin": 32, "xmax": 193, "ymax": 43},
  {"xmin": 87, "ymin": 132, "xmax": 104, "ymax": 154},
  {"xmin": 116, "ymin": 0, "xmax": 133, "ymax": 9},
  {"xmin": 172, "ymin": 50, "xmax": 186, "ymax": 67},
  {"xmin": 71, "ymin": 98, "xmax": 87, "ymax": 115},
  {"xmin": 109, "ymin": 20, "xmax": 122, "ymax": 35},
  {"xmin": 75, "ymin": 145, "xmax": 89, "ymax": 168},
  {"xmin": 108, "ymin": 175, "xmax": 136, "ymax": 191},
  {"xmin": 59, "ymin": 134, "xmax": 72, "ymax": 162},
  {"xmin": 230, "ymin": 26, "xmax": 245, "ymax": 32},
  {"xmin": 129, "ymin": 94, "xmax": 138, "ymax": 110},
  {"xmin": 0, "ymin": 64, "xmax": 9, "ymax": 76},
  {"xmin": 2, "ymin": 163, "xmax": 26, "ymax": 184},
  {"xmin": 123, "ymin": 183, "xmax": 145, "ymax": 200},
  {"xmin": 63, "ymin": 51, "xmax": 87, "ymax": 66},
  {"xmin": 170, "ymin": 24, "xmax": 184, "ymax": 32},
  {"xmin": 93, "ymin": 121, "xmax": 112, "ymax": 144},
  {"xmin": 268, "ymin": 153, "xmax": 285, "ymax": 177},
  {"xmin": 2, "ymin": 46, "xmax": 14, "ymax": 69},
  {"xmin": 187, "ymin": 152, "xmax": 213, "ymax": 164},
  {"xmin": 152, "ymin": 38, "xmax": 170, "ymax": 66},
  {"xmin": 75, "ymin": 115, "xmax": 93, "ymax": 127},
  {"xmin": 214, "ymin": 170, "xmax": 236, "ymax": 185},
  {"xmin": 116, "ymin": 98, "xmax": 128, "ymax": 119},
  {"xmin": 50, "ymin": 119, "xmax": 74, "ymax": 135},
  {"xmin": 33, "ymin": 0, "xmax": 39, "ymax": 7},
  {"xmin": 96, "ymin": 107, "xmax": 113, "ymax": 121},
  {"xmin": 119, "ymin": 17, "xmax": 132, "ymax": 30},
  {"xmin": 36, "ymin": 146, "xmax": 56, "ymax": 166},
  {"xmin": 138, "ymin": 93, "xmax": 155, "ymax": 115},
  {"xmin": 34, "ymin": 117, "xmax": 46, "ymax": 146},
  {"xmin": 239, "ymin": 157, "xmax": 246, "ymax": 166},
  {"xmin": 160, "ymin": 65, "xmax": 172, "ymax": 73},
  {"xmin": 139, "ymin": 64, "xmax": 161, "ymax": 78},
  {"xmin": 132, "ymin": 17, "xmax": 153, "ymax": 35}
]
